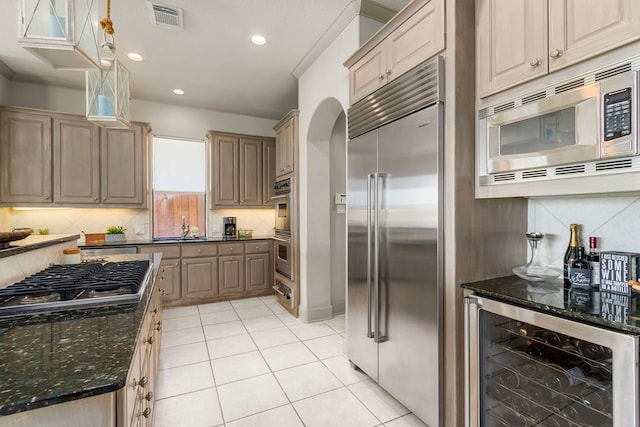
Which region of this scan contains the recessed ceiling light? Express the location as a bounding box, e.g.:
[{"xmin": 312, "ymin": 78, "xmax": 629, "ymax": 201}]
[
  {"xmin": 250, "ymin": 35, "xmax": 267, "ymax": 45},
  {"xmin": 172, "ymin": 89, "xmax": 185, "ymax": 95},
  {"xmin": 127, "ymin": 52, "xmax": 144, "ymax": 61}
]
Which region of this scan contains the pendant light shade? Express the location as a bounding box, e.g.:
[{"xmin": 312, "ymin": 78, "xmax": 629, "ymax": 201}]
[
  {"xmin": 19, "ymin": 0, "xmax": 101, "ymax": 69},
  {"xmin": 86, "ymin": 50, "xmax": 130, "ymax": 128}
]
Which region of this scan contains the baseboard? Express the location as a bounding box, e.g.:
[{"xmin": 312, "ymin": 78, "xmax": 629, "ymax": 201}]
[{"xmin": 299, "ymin": 304, "xmax": 333, "ymax": 322}]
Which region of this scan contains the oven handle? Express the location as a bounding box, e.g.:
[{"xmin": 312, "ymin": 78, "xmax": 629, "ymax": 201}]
[
  {"xmin": 271, "ymin": 194, "xmax": 289, "ymax": 200},
  {"xmin": 273, "ymin": 236, "xmax": 291, "ymax": 243}
]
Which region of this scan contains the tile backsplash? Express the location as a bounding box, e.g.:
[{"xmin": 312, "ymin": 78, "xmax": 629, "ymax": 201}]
[
  {"xmin": 7, "ymin": 207, "xmax": 275, "ymax": 241},
  {"xmin": 527, "ymin": 193, "xmax": 640, "ymax": 269}
]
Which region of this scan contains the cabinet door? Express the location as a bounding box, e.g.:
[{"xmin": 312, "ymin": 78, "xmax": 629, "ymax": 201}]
[
  {"xmin": 218, "ymin": 255, "xmax": 245, "ymax": 295},
  {"xmin": 549, "ymin": 0, "xmax": 640, "ymax": 71},
  {"xmin": 101, "ymin": 125, "xmax": 146, "ymax": 205},
  {"xmin": 245, "ymin": 253, "xmax": 270, "ymax": 292},
  {"xmin": 349, "ymin": 44, "xmax": 387, "ymax": 105},
  {"xmin": 239, "ymin": 137, "xmax": 262, "ymax": 206},
  {"xmin": 0, "ymin": 110, "xmax": 52, "ymax": 204},
  {"xmin": 213, "ymin": 134, "xmax": 240, "ymax": 206},
  {"xmin": 276, "ymin": 115, "xmax": 296, "ymax": 177},
  {"xmin": 262, "ymin": 139, "xmax": 276, "ymax": 206},
  {"xmin": 158, "ymin": 258, "xmax": 181, "ymax": 301},
  {"xmin": 477, "ymin": 0, "xmax": 548, "ymax": 97},
  {"xmin": 386, "ymin": 0, "xmax": 445, "ymax": 83},
  {"xmin": 53, "ymin": 116, "xmax": 100, "ymax": 204},
  {"xmin": 182, "ymin": 257, "xmax": 218, "ymax": 299}
]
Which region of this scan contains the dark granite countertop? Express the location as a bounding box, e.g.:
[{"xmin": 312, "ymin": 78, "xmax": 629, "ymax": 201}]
[
  {"xmin": 462, "ymin": 275, "xmax": 640, "ymax": 334},
  {"xmin": 0, "ymin": 253, "xmax": 159, "ymax": 416},
  {"xmin": 79, "ymin": 235, "xmax": 274, "ymax": 249},
  {"xmin": 0, "ymin": 234, "xmax": 80, "ymax": 260}
]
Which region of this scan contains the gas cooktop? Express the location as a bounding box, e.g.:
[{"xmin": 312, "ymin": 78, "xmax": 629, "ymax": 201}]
[{"xmin": 0, "ymin": 260, "xmax": 151, "ymax": 316}]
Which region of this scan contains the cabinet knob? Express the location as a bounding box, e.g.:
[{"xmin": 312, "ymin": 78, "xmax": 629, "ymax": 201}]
[
  {"xmin": 93, "ymin": 197, "xmax": 98, "ymax": 201},
  {"xmin": 175, "ymin": 261, "xmax": 179, "ymax": 266},
  {"xmin": 141, "ymin": 407, "xmax": 151, "ymax": 418},
  {"xmin": 156, "ymin": 321, "xmax": 162, "ymax": 331},
  {"xmin": 378, "ymin": 74, "xmax": 385, "ymax": 80},
  {"xmin": 138, "ymin": 376, "xmax": 149, "ymax": 387},
  {"xmin": 44, "ymin": 196, "xmax": 50, "ymax": 200},
  {"xmin": 102, "ymin": 196, "xmax": 107, "ymax": 201},
  {"xmin": 385, "ymin": 69, "xmax": 392, "ymax": 76},
  {"xmin": 146, "ymin": 336, "xmax": 155, "ymax": 345},
  {"xmin": 144, "ymin": 391, "xmax": 154, "ymax": 402},
  {"xmin": 529, "ymin": 58, "xmax": 542, "ymax": 67},
  {"xmin": 550, "ymin": 49, "xmax": 563, "ymax": 59}
]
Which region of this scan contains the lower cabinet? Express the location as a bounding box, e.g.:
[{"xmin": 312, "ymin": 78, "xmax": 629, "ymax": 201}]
[{"xmin": 138, "ymin": 240, "xmax": 273, "ymax": 307}]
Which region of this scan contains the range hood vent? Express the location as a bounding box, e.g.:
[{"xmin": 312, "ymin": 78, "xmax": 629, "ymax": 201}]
[{"xmin": 148, "ymin": 2, "xmax": 184, "ymax": 30}]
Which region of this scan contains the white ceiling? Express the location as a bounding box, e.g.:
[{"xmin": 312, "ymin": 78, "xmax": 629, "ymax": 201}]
[{"xmin": 0, "ymin": 0, "xmax": 410, "ymax": 120}]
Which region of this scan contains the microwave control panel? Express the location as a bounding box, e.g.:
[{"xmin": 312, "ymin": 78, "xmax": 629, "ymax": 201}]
[{"xmin": 603, "ymin": 87, "xmax": 632, "ymax": 141}]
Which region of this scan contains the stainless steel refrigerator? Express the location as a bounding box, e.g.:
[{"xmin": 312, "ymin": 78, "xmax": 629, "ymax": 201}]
[{"xmin": 347, "ymin": 57, "xmax": 444, "ymax": 427}]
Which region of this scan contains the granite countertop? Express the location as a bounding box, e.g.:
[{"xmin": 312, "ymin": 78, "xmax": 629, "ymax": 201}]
[
  {"xmin": 0, "ymin": 253, "xmax": 159, "ymax": 415},
  {"xmin": 0, "ymin": 234, "xmax": 80, "ymax": 260},
  {"xmin": 462, "ymin": 275, "xmax": 640, "ymax": 334},
  {"xmin": 79, "ymin": 235, "xmax": 274, "ymax": 249}
]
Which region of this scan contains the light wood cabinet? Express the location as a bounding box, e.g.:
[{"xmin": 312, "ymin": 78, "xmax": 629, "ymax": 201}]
[
  {"xmin": 100, "ymin": 125, "xmax": 147, "ymax": 206},
  {"xmin": 218, "ymin": 243, "xmax": 244, "ymax": 295},
  {"xmin": 138, "ymin": 245, "xmax": 182, "ymax": 302},
  {"xmin": 210, "ymin": 131, "xmax": 275, "ymax": 208},
  {"xmin": 240, "ymin": 137, "xmax": 262, "ymax": 206},
  {"xmin": 478, "ymin": 0, "xmax": 640, "ymax": 97},
  {"xmin": 182, "ymin": 257, "xmax": 218, "ymax": 299},
  {"xmin": 0, "ymin": 110, "xmax": 52, "ymax": 204},
  {"xmin": 262, "ymin": 139, "xmax": 276, "ymax": 205},
  {"xmin": 245, "ymin": 241, "xmax": 272, "ymax": 292},
  {"xmin": 348, "ymin": 0, "xmax": 445, "ymax": 104},
  {"xmin": 274, "ymin": 110, "xmax": 298, "ymax": 178},
  {"xmin": 53, "ymin": 116, "xmax": 100, "ymax": 204},
  {"xmin": 0, "ymin": 106, "xmax": 147, "ymax": 207}
]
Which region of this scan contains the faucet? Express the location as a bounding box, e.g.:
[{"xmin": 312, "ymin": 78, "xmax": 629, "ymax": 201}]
[{"xmin": 181, "ymin": 216, "xmax": 189, "ymax": 239}]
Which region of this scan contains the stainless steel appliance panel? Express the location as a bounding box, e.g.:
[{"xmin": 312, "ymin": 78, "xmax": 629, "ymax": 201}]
[
  {"xmin": 377, "ymin": 105, "xmax": 443, "ymax": 425},
  {"xmin": 465, "ymin": 295, "xmax": 639, "ymax": 427},
  {"xmin": 347, "ymin": 104, "xmax": 443, "ymax": 426},
  {"xmin": 274, "ymin": 236, "xmax": 293, "ymax": 280},
  {"xmin": 347, "ymin": 127, "xmax": 380, "ymax": 382}
]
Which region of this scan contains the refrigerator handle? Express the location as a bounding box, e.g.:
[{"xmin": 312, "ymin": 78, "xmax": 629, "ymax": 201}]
[
  {"xmin": 373, "ymin": 172, "xmax": 386, "ymax": 344},
  {"xmin": 366, "ymin": 173, "xmax": 374, "ymax": 339},
  {"xmin": 464, "ymin": 295, "xmax": 481, "ymax": 427}
]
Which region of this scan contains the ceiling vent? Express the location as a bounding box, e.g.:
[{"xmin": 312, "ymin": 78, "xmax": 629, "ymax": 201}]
[{"xmin": 147, "ymin": 2, "xmax": 184, "ymax": 30}]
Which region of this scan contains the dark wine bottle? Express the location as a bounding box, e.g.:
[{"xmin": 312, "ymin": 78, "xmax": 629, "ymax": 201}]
[
  {"xmin": 586, "ymin": 236, "xmax": 601, "ymax": 288},
  {"xmin": 574, "ymin": 339, "xmax": 612, "ymax": 362},
  {"xmin": 570, "ymin": 247, "xmax": 591, "ymax": 289},
  {"xmin": 564, "ymin": 224, "xmax": 582, "ymax": 290}
]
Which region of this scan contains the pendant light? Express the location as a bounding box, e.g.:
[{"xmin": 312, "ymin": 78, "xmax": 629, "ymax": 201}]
[
  {"xmin": 19, "ymin": 0, "xmax": 101, "ymax": 69},
  {"xmin": 86, "ymin": 0, "xmax": 130, "ymax": 128}
]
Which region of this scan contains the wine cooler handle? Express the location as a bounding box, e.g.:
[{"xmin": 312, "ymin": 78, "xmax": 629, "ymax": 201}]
[{"xmin": 366, "ymin": 173, "xmax": 374, "ymax": 339}]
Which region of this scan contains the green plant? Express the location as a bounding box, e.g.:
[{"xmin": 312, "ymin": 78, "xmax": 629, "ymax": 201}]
[
  {"xmin": 37, "ymin": 228, "xmax": 50, "ymax": 235},
  {"xmin": 106, "ymin": 225, "xmax": 127, "ymax": 234}
]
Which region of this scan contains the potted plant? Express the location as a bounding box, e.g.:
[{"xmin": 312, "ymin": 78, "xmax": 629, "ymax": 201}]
[{"xmin": 105, "ymin": 225, "xmax": 126, "ymax": 243}]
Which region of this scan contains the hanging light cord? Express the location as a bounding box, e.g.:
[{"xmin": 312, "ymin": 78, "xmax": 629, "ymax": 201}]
[{"xmin": 100, "ymin": 0, "xmax": 115, "ymax": 35}]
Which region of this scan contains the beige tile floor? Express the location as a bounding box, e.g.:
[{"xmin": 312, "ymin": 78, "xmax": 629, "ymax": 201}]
[{"xmin": 152, "ymin": 295, "xmax": 428, "ymax": 427}]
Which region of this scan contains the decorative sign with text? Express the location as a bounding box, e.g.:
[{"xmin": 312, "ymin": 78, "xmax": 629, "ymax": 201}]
[{"xmin": 600, "ymin": 252, "xmax": 640, "ymax": 294}]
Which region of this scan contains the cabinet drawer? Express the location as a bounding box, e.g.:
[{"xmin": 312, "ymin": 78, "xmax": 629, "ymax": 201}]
[
  {"xmin": 244, "ymin": 241, "xmax": 270, "ymax": 254},
  {"xmin": 138, "ymin": 245, "xmax": 181, "ymax": 259},
  {"xmin": 182, "ymin": 243, "xmax": 217, "ymax": 258},
  {"xmin": 218, "ymin": 243, "xmax": 244, "ymax": 256}
]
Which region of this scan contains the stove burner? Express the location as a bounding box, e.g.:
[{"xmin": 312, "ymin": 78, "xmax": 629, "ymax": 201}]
[
  {"xmin": 86, "ymin": 287, "xmax": 130, "ymax": 298},
  {"xmin": 0, "ymin": 260, "xmax": 151, "ymax": 314},
  {"xmin": 18, "ymin": 293, "xmax": 61, "ymax": 305}
]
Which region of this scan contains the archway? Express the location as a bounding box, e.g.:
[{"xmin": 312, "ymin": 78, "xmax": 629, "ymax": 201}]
[{"xmin": 301, "ymin": 97, "xmax": 347, "ymax": 320}]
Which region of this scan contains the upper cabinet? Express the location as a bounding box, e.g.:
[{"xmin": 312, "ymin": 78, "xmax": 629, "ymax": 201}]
[
  {"xmin": 210, "ymin": 131, "xmax": 275, "ymax": 208},
  {"xmin": 478, "ymin": 0, "xmax": 640, "ymax": 98},
  {"xmin": 0, "ymin": 110, "xmax": 52, "ymax": 204},
  {"xmin": 274, "ymin": 110, "xmax": 298, "ymax": 178},
  {"xmin": 0, "ymin": 106, "xmax": 148, "ymax": 207},
  {"xmin": 347, "ymin": 0, "xmax": 445, "ymax": 104}
]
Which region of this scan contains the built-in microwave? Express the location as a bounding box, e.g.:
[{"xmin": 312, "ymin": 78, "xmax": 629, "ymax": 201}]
[{"xmin": 477, "ymin": 67, "xmax": 640, "ymax": 190}]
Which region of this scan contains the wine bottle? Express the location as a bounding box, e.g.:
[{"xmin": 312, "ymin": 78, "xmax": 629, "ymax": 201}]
[
  {"xmin": 564, "ymin": 224, "xmax": 582, "ymax": 289},
  {"xmin": 586, "ymin": 237, "xmax": 601, "ymax": 288},
  {"xmin": 570, "ymin": 247, "xmax": 592, "ymax": 289},
  {"xmin": 574, "ymin": 340, "xmax": 612, "ymax": 362}
]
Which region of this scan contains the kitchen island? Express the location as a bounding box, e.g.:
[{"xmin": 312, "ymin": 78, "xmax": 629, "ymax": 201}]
[{"xmin": 0, "ymin": 253, "xmax": 162, "ymax": 426}]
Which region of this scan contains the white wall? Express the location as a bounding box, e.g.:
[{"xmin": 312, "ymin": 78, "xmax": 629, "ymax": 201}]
[
  {"xmin": 297, "ymin": 15, "xmax": 383, "ymax": 320},
  {"xmin": 527, "ymin": 194, "xmax": 640, "ymax": 268},
  {"xmin": 0, "ymin": 73, "xmax": 9, "ymax": 104},
  {"xmin": 330, "ymin": 113, "xmax": 347, "ymax": 314},
  {"xmin": 6, "ymin": 80, "xmax": 277, "ymax": 139}
]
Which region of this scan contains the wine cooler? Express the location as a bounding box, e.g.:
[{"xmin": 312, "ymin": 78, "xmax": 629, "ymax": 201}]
[{"xmin": 465, "ymin": 295, "xmax": 639, "ymax": 427}]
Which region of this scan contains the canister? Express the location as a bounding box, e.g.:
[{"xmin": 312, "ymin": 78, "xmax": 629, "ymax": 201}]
[{"xmin": 63, "ymin": 248, "xmax": 81, "ymax": 264}]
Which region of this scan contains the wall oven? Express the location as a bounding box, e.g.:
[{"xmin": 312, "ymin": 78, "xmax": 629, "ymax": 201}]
[
  {"xmin": 273, "ymin": 178, "xmax": 292, "ymax": 238},
  {"xmin": 465, "ymin": 295, "xmax": 639, "ymax": 427},
  {"xmin": 274, "ymin": 237, "xmax": 292, "ymax": 280}
]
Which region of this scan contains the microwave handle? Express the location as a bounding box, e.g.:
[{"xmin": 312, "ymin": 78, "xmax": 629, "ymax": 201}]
[{"xmin": 271, "ymin": 194, "xmax": 288, "ymax": 200}]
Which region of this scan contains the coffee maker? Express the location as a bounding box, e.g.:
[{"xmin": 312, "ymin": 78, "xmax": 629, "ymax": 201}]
[{"xmin": 223, "ymin": 217, "xmax": 236, "ymax": 237}]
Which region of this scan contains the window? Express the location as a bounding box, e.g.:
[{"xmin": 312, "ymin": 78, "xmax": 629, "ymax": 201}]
[{"xmin": 152, "ymin": 136, "xmax": 206, "ymax": 238}]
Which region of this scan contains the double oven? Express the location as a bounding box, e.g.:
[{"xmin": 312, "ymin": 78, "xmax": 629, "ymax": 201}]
[{"xmin": 272, "ymin": 178, "xmax": 295, "ymax": 308}]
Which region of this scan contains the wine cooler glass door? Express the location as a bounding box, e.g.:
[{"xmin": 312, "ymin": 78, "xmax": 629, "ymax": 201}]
[{"xmin": 465, "ymin": 296, "xmax": 639, "ymax": 427}]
